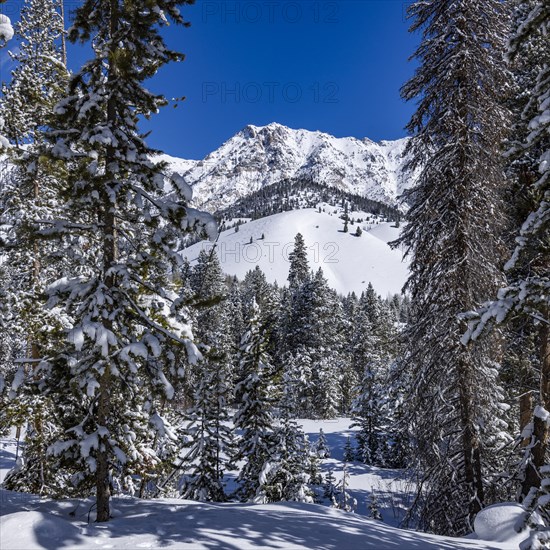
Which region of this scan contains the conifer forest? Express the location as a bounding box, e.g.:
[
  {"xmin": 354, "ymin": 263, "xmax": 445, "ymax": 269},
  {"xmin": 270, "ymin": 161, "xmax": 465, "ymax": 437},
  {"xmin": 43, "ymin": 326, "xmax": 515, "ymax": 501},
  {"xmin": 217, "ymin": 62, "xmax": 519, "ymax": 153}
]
[{"xmin": 0, "ymin": 0, "xmax": 548, "ymax": 548}]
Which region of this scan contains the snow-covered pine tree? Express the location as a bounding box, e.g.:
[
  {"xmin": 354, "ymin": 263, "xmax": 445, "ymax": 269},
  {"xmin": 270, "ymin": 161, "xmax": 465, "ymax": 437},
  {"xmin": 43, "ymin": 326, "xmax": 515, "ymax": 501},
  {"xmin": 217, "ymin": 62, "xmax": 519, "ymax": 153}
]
[
  {"xmin": 323, "ymin": 468, "xmax": 340, "ymax": 506},
  {"xmin": 280, "ymin": 345, "xmax": 314, "ymax": 417},
  {"xmin": 178, "ymin": 351, "xmax": 234, "ymax": 502},
  {"xmin": 343, "ymin": 436, "xmax": 355, "ymax": 463},
  {"xmin": 241, "ymin": 266, "xmax": 280, "ymax": 358},
  {"xmin": 396, "ymin": 0, "xmax": 510, "ymax": 534},
  {"xmin": 0, "ymin": 0, "xmax": 69, "ymax": 496},
  {"xmin": 189, "ymin": 249, "xmax": 234, "ymax": 395},
  {"xmin": 0, "ymin": 12, "xmax": 13, "ymax": 150},
  {"xmin": 0, "ymin": 0, "xmax": 66, "ymax": 145},
  {"xmin": 177, "ymin": 249, "xmax": 235, "ymax": 501},
  {"xmin": 287, "ymin": 232, "xmax": 310, "ymax": 291},
  {"xmin": 31, "ymin": 0, "xmax": 216, "ymax": 521},
  {"xmin": 255, "ymin": 415, "xmax": 313, "ymax": 504},
  {"xmin": 314, "ymin": 428, "xmax": 331, "ymax": 459},
  {"xmin": 368, "ymin": 490, "xmax": 383, "ymax": 521},
  {"xmin": 311, "ymin": 355, "xmax": 341, "ymax": 419},
  {"xmin": 336, "ymin": 464, "xmax": 356, "ymax": 512},
  {"xmin": 463, "ymin": 0, "xmax": 549, "ymax": 532},
  {"xmin": 227, "ymin": 278, "xmax": 245, "ymax": 374},
  {"xmin": 285, "ymin": 268, "xmax": 345, "ymax": 418},
  {"xmin": 351, "ymin": 325, "xmax": 388, "ymax": 466},
  {"xmin": 233, "ymin": 300, "xmax": 277, "ymax": 501}
]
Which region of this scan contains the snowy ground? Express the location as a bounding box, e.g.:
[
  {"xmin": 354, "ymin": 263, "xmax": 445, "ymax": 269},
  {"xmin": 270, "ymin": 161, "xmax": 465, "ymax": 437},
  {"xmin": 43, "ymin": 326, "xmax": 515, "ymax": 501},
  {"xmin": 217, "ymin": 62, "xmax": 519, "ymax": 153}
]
[
  {"xmin": 0, "ymin": 420, "xmax": 526, "ymax": 549},
  {"xmin": 182, "ymin": 206, "xmax": 408, "ymax": 297}
]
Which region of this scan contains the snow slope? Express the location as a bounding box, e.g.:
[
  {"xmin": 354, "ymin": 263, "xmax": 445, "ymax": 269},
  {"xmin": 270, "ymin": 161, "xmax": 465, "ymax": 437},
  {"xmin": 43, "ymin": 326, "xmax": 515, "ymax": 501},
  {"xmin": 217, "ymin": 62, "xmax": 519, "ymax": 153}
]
[
  {"xmin": 182, "ymin": 206, "xmax": 408, "ymax": 296},
  {"xmin": 157, "ymin": 122, "xmax": 418, "ymax": 212},
  {"xmin": 0, "ymin": 495, "xmax": 516, "ymax": 550},
  {"xmin": 0, "ymin": 426, "xmax": 522, "ymax": 550}
]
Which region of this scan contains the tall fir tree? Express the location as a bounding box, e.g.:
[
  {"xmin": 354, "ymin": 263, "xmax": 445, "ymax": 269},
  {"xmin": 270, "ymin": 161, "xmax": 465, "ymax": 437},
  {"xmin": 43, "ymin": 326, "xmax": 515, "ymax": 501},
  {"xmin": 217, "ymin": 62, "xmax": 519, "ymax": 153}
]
[
  {"xmin": 233, "ymin": 300, "xmax": 277, "ymax": 501},
  {"xmin": 28, "ymin": 0, "xmax": 216, "ymax": 521},
  {"xmin": 463, "ymin": 1, "xmax": 549, "ymax": 540},
  {"xmin": 178, "ymin": 349, "xmax": 234, "ymax": 502},
  {"xmin": 0, "ymin": 0, "xmax": 69, "ymax": 495},
  {"xmin": 396, "ymin": 0, "xmax": 511, "ymax": 534},
  {"xmin": 287, "ymin": 232, "xmax": 310, "ymax": 291},
  {"xmin": 177, "ymin": 249, "xmax": 235, "ymax": 501}
]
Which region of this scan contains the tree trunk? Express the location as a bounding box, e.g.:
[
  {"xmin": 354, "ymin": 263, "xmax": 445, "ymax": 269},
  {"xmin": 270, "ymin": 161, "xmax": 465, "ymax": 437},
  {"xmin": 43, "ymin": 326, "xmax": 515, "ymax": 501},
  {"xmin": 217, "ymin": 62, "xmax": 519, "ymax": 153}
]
[
  {"xmin": 521, "ymin": 313, "xmax": 550, "ymax": 498},
  {"xmin": 95, "ymin": 0, "xmax": 118, "ymax": 523},
  {"xmin": 520, "ymin": 391, "xmax": 534, "ymax": 448},
  {"xmin": 96, "ymin": 365, "xmax": 112, "ymax": 522},
  {"xmin": 59, "ymin": 0, "xmax": 67, "ymax": 68},
  {"xmin": 458, "ymin": 353, "xmax": 484, "ymax": 524}
]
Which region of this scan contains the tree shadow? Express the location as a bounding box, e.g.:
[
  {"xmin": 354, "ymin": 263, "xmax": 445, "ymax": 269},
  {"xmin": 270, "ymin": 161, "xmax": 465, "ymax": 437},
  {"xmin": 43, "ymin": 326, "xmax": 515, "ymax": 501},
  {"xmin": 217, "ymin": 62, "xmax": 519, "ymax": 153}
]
[{"xmin": 3, "ymin": 497, "xmax": 506, "ymax": 550}]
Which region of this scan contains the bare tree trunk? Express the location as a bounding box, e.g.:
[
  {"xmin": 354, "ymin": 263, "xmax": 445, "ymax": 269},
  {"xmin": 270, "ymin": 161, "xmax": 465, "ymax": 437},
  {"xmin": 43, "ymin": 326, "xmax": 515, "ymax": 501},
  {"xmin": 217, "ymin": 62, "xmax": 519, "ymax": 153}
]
[
  {"xmin": 458, "ymin": 358, "xmax": 483, "ymax": 523},
  {"xmin": 521, "ymin": 314, "xmax": 550, "ymax": 498},
  {"xmin": 520, "ymin": 391, "xmax": 535, "ymax": 448}
]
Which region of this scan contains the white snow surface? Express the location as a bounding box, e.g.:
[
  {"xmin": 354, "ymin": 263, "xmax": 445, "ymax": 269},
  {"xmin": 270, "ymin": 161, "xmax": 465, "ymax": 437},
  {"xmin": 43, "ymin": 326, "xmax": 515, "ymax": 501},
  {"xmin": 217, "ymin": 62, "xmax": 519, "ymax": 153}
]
[
  {"xmin": 157, "ymin": 122, "xmax": 418, "ymax": 212},
  {"xmin": 474, "ymin": 503, "xmax": 540, "ymax": 545},
  {"xmin": 0, "ymin": 422, "xmax": 523, "ymax": 549},
  {"xmin": 182, "ymin": 206, "xmax": 408, "ymax": 296}
]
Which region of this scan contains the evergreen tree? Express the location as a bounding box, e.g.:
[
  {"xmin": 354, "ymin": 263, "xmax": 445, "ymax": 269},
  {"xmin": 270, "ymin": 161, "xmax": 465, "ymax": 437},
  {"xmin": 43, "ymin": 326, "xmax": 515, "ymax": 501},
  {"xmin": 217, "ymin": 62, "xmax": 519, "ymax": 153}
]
[
  {"xmin": 368, "ymin": 490, "xmax": 383, "ymax": 521},
  {"xmin": 351, "ymin": 328, "xmax": 388, "ymax": 466},
  {"xmin": 0, "ymin": 0, "xmax": 66, "ymax": 145},
  {"xmin": 0, "ymin": 0, "xmax": 69, "ymax": 496},
  {"xmin": 314, "ymin": 428, "xmax": 331, "ymax": 459},
  {"xmin": 178, "ymin": 347, "xmax": 234, "ymax": 502},
  {"xmin": 323, "ymin": 468, "xmax": 340, "ymax": 506},
  {"xmin": 281, "ymin": 346, "xmax": 313, "ymax": 417},
  {"xmin": 287, "ymin": 233, "xmax": 309, "ymax": 291},
  {"xmin": 396, "ymin": 0, "xmax": 511, "ymax": 534},
  {"xmin": 233, "ymin": 301, "xmax": 276, "ymax": 501},
  {"xmin": 28, "ymin": 0, "xmax": 215, "ymax": 521},
  {"xmin": 241, "ymin": 266, "xmax": 279, "ymax": 339},
  {"xmin": 255, "ymin": 416, "xmax": 313, "ymax": 504},
  {"xmin": 343, "ymin": 436, "xmax": 355, "ymax": 463},
  {"xmin": 463, "ymin": 0, "xmax": 549, "ymax": 515}
]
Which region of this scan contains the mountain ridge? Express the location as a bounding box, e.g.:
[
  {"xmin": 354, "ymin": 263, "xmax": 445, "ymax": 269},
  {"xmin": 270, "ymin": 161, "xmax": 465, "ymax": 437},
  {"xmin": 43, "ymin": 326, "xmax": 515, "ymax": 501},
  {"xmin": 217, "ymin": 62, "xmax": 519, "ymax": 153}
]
[{"xmin": 157, "ymin": 123, "xmax": 417, "ymax": 213}]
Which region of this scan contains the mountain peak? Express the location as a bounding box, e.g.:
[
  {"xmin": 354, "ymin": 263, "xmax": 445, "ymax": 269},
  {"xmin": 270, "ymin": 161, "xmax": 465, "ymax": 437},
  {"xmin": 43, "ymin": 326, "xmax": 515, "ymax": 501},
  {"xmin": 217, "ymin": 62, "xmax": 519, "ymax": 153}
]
[{"xmin": 161, "ymin": 124, "xmax": 418, "ymax": 212}]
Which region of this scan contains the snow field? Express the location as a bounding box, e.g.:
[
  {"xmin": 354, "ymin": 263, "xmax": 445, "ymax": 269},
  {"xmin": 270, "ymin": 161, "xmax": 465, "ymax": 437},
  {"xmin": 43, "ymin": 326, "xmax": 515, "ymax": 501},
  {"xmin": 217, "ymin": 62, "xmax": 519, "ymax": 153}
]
[{"xmin": 182, "ymin": 206, "xmax": 408, "ymax": 296}]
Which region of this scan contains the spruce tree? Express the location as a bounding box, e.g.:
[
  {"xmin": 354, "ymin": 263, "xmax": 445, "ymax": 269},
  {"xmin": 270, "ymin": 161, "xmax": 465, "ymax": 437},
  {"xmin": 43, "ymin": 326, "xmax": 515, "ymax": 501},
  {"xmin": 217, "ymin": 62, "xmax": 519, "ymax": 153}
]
[
  {"xmin": 396, "ymin": 0, "xmax": 510, "ymax": 534},
  {"xmin": 314, "ymin": 428, "xmax": 331, "ymax": 459},
  {"xmin": 255, "ymin": 416, "xmax": 313, "ymax": 504},
  {"xmin": 0, "ymin": 0, "xmax": 66, "ymax": 145},
  {"xmin": 351, "ymin": 317, "xmax": 390, "ymax": 466},
  {"xmin": 178, "ymin": 349, "xmax": 234, "ymax": 502},
  {"xmin": 287, "ymin": 232, "xmax": 309, "ymax": 291},
  {"xmin": 178, "ymin": 250, "xmax": 235, "ymax": 501},
  {"xmin": 0, "ymin": 0, "xmax": 69, "ymax": 495},
  {"xmin": 463, "ymin": 0, "xmax": 549, "ymax": 523},
  {"xmin": 233, "ymin": 300, "xmax": 277, "ymax": 501},
  {"xmin": 32, "ymin": 0, "xmax": 215, "ymax": 521}
]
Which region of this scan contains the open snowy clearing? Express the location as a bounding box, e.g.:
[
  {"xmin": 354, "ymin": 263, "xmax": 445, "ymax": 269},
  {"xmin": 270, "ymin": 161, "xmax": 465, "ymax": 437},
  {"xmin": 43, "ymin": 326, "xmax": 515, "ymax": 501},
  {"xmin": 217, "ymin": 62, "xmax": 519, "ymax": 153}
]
[
  {"xmin": 0, "ymin": 420, "xmax": 526, "ymax": 550},
  {"xmin": 182, "ymin": 207, "xmax": 408, "ymax": 296}
]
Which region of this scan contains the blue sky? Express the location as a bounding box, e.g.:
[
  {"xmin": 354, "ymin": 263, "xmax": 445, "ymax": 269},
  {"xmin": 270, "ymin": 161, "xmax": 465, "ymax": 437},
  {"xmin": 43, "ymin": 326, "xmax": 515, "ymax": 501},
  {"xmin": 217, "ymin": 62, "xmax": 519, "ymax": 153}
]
[{"xmin": 1, "ymin": 0, "xmax": 419, "ymax": 159}]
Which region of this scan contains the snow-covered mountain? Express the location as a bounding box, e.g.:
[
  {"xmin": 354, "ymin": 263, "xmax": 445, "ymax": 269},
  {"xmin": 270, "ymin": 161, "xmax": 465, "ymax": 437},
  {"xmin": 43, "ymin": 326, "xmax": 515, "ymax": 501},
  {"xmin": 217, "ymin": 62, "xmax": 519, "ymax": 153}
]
[
  {"xmin": 183, "ymin": 205, "xmax": 408, "ymax": 297},
  {"xmin": 158, "ymin": 123, "xmax": 416, "ymax": 212}
]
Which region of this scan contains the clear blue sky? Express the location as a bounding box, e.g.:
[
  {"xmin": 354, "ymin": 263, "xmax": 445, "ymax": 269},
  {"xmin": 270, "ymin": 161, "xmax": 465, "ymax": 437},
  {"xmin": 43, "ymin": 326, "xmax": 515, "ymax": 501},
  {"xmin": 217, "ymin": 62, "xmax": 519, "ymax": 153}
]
[{"xmin": 1, "ymin": 0, "xmax": 419, "ymax": 159}]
